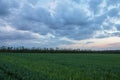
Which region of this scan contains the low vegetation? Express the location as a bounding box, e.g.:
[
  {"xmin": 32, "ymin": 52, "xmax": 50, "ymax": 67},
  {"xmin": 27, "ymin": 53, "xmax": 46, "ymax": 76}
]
[{"xmin": 0, "ymin": 53, "xmax": 120, "ymax": 80}]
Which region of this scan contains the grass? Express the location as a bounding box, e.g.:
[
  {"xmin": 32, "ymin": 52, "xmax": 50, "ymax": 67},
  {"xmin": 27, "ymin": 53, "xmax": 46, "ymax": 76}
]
[{"xmin": 0, "ymin": 53, "xmax": 120, "ymax": 80}]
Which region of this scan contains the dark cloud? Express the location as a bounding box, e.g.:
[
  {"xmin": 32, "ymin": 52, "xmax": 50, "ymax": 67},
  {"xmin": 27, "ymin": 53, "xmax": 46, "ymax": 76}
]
[
  {"xmin": 0, "ymin": 0, "xmax": 10, "ymax": 16},
  {"xmin": 0, "ymin": 0, "xmax": 19, "ymax": 16}
]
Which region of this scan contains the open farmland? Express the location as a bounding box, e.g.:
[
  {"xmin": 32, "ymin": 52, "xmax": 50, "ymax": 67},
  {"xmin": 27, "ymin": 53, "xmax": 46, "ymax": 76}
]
[{"xmin": 0, "ymin": 53, "xmax": 120, "ymax": 80}]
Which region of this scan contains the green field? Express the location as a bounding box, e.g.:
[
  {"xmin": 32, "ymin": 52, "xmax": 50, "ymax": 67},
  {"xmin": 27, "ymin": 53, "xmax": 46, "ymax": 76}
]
[{"xmin": 0, "ymin": 53, "xmax": 120, "ymax": 80}]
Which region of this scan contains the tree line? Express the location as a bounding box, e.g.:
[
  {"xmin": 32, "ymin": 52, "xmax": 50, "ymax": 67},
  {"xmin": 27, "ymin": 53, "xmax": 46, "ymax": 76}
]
[{"xmin": 0, "ymin": 46, "xmax": 120, "ymax": 54}]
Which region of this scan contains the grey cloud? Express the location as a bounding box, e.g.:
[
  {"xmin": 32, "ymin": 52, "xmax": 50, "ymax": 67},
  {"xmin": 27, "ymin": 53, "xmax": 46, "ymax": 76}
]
[
  {"xmin": 0, "ymin": 0, "xmax": 19, "ymax": 16},
  {"xmin": 0, "ymin": 0, "xmax": 10, "ymax": 16},
  {"xmin": 0, "ymin": 0, "xmax": 120, "ymax": 42},
  {"xmin": 116, "ymin": 25, "xmax": 120, "ymax": 30},
  {"xmin": 85, "ymin": 41, "xmax": 94, "ymax": 44},
  {"xmin": 0, "ymin": 26, "xmax": 41, "ymax": 40}
]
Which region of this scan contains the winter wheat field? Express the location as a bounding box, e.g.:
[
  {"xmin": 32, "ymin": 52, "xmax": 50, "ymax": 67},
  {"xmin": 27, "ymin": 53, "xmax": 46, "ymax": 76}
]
[{"xmin": 0, "ymin": 53, "xmax": 120, "ymax": 80}]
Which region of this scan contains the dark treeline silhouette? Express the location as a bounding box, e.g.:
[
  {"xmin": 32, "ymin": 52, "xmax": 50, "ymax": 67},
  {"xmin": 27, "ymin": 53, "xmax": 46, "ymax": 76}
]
[{"xmin": 0, "ymin": 46, "xmax": 120, "ymax": 54}]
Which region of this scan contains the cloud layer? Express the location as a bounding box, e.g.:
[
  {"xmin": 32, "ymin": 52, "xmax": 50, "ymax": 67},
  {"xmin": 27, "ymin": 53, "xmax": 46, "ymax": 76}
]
[{"xmin": 0, "ymin": 0, "xmax": 120, "ymax": 49}]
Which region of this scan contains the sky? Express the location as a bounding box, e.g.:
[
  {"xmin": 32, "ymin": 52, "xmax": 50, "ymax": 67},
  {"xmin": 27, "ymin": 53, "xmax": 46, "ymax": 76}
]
[{"xmin": 0, "ymin": 0, "xmax": 120, "ymax": 50}]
